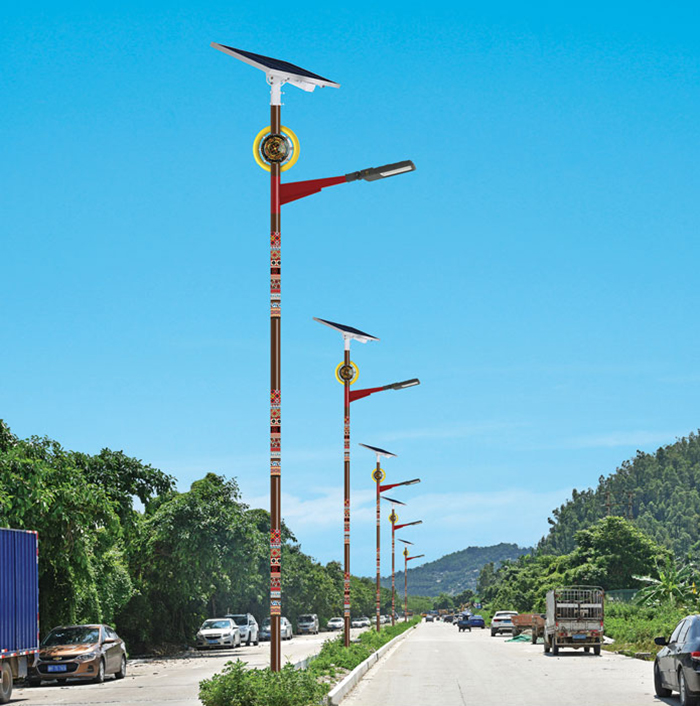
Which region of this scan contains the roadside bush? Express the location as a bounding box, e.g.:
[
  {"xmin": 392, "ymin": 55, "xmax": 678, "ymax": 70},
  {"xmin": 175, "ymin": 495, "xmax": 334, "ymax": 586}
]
[
  {"xmin": 200, "ymin": 661, "xmax": 326, "ymax": 706},
  {"xmin": 604, "ymin": 601, "xmax": 687, "ymax": 656},
  {"xmin": 200, "ymin": 618, "xmax": 421, "ymax": 705}
]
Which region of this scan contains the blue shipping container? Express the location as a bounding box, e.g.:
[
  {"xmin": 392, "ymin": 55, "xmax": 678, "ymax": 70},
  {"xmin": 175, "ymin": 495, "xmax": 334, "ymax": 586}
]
[{"xmin": 0, "ymin": 528, "xmax": 39, "ymax": 657}]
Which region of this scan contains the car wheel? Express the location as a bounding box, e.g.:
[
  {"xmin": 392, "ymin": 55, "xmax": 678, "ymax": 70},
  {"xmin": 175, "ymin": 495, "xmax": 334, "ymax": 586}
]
[
  {"xmin": 94, "ymin": 659, "xmax": 105, "ymax": 684},
  {"xmin": 531, "ymin": 632, "xmax": 537, "ymax": 645},
  {"xmin": 246, "ymin": 634, "xmax": 251, "ymax": 646},
  {"xmin": 680, "ymin": 669, "xmax": 699, "ymax": 706},
  {"xmin": 544, "ymin": 634, "xmax": 551, "ymax": 654},
  {"xmin": 654, "ymin": 661, "xmax": 671, "ymax": 698},
  {"xmin": 552, "ymin": 638, "xmax": 559, "ymax": 656},
  {"xmin": 115, "ymin": 656, "xmax": 127, "ymax": 680},
  {"xmin": 584, "ymin": 647, "xmax": 590, "ymax": 653},
  {"xmin": 491, "ymin": 629, "xmax": 496, "ymax": 637},
  {"xmin": 593, "ymin": 644, "xmax": 601, "ymax": 656},
  {"xmin": 1, "ymin": 662, "xmax": 13, "ymax": 704}
]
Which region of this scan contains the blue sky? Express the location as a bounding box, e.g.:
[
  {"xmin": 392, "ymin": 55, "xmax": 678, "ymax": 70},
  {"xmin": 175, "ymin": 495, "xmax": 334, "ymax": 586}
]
[{"xmin": 2, "ymin": 1, "xmax": 700, "ymax": 577}]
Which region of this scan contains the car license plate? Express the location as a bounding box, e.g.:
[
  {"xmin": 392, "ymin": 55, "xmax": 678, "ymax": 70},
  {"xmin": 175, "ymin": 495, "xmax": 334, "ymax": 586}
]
[
  {"xmin": 207, "ymin": 638, "xmax": 219, "ymax": 643},
  {"xmin": 573, "ymin": 634, "xmax": 587, "ymax": 640},
  {"xmin": 47, "ymin": 664, "xmax": 68, "ymax": 672}
]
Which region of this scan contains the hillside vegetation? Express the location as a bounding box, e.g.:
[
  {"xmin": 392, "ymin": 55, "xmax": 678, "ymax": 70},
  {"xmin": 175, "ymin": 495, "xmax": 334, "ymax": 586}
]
[
  {"xmin": 538, "ymin": 431, "xmax": 700, "ymax": 557},
  {"xmin": 383, "ymin": 542, "xmax": 531, "ymax": 596}
]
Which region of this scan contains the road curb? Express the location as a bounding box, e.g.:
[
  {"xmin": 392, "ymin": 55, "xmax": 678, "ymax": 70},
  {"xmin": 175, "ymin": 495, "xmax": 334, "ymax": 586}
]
[{"xmin": 326, "ymin": 625, "xmax": 417, "ymax": 705}]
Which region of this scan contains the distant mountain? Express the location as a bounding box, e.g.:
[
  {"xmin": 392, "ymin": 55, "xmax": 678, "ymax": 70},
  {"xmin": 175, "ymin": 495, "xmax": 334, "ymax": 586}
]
[{"xmin": 383, "ymin": 542, "xmax": 532, "ymax": 596}]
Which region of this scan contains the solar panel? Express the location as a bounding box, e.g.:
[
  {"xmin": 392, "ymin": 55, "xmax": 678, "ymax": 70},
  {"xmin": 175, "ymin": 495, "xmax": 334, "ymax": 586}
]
[
  {"xmin": 313, "ymin": 317, "xmax": 379, "ymax": 343},
  {"xmin": 359, "ymin": 443, "xmax": 396, "ymax": 458},
  {"xmin": 211, "ymin": 44, "xmax": 340, "ymax": 91},
  {"xmin": 381, "ymin": 496, "xmax": 406, "ymax": 505}
]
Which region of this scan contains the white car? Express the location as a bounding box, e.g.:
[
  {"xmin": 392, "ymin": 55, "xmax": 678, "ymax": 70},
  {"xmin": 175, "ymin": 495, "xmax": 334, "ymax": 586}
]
[
  {"xmin": 226, "ymin": 614, "xmax": 259, "ymax": 645},
  {"xmin": 351, "ymin": 617, "xmax": 364, "ymax": 628},
  {"xmin": 327, "ymin": 617, "xmax": 344, "ymax": 631},
  {"xmin": 491, "ymin": 611, "xmax": 519, "ymax": 637},
  {"xmin": 196, "ymin": 618, "xmax": 241, "ymax": 650}
]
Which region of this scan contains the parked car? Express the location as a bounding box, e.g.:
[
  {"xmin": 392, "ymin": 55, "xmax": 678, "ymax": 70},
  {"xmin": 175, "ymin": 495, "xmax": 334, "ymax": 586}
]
[
  {"xmin": 225, "ymin": 614, "xmax": 259, "ymax": 646},
  {"xmin": 380, "ymin": 615, "xmax": 388, "ymax": 625},
  {"xmin": 425, "ymin": 614, "xmax": 434, "ymax": 622},
  {"xmin": 351, "ymin": 617, "xmax": 364, "ymax": 628},
  {"xmin": 259, "ymin": 617, "xmax": 293, "ymax": 641},
  {"xmin": 327, "ymin": 617, "xmax": 344, "ymax": 631},
  {"xmin": 469, "ymin": 615, "xmax": 486, "ymax": 629},
  {"xmin": 297, "ymin": 614, "xmax": 319, "ymax": 635},
  {"xmin": 196, "ymin": 618, "xmax": 241, "ymax": 650},
  {"xmin": 30, "ymin": 625, "xmax": 126, "ymax": 684},
  {"xmin": 654, "ymin": 614, "xmax": 700, "ymax": 704},
  {"xmin": 491, "ymin": 611, "xmax": 519, "ymax": 636}
]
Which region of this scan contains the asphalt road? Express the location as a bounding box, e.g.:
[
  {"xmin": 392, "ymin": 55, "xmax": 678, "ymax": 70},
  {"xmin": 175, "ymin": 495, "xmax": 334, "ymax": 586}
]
[
  {"xmin": 10, "ymin": 630, "xmax": 363, "ymax": 706},
  {"xmin": 344, "ymin": 620, "xmax": 673, "ymax": 706}
]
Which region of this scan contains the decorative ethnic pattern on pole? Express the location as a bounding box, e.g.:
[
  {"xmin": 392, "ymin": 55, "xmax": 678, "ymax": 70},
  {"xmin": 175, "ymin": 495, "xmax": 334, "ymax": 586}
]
[
  {"xmin": 343, "ymin": 347, "xmax": 352, "ymax": 646},
  {"xmin": 389, "ymin": 509, "xmax": 398, "ymax": 626},
  {"xmin": 269, "ymin": 103, "xmax": 283, "ymax": 672}
]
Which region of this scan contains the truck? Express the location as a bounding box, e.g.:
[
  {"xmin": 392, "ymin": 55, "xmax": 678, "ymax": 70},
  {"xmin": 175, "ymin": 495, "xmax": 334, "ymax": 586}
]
[
  {"xmin": 0, "ymin": 528, "xmax": 39, "ymax": 703},
  {"xmin": 544, "ymin": 585, "xmax": 604, "ymax": 656}
]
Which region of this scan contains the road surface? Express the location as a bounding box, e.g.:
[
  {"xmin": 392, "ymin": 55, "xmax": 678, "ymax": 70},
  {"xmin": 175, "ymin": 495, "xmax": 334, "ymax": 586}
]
[
  {"xmin": 11, "ymin": 630, "xmax": 363, "ymax": 706},
  {"xmin": 344, "ymin": 620, "xmax": 671, "ymax": 706}
]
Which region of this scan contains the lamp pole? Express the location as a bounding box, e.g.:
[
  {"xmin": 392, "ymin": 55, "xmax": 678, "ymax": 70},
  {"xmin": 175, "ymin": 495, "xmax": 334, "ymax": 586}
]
[
  {"xmin": 391, "ymin": 518, "xmax": 422, "ymax": 626},
  {"xmin": 213, "ymin": 42, "xmax": 415, "ymax": 670},
  {"xmin": 403, "ymin": 550, "xmax": 425, "ymax": 621},
  {"xmin": 359, "ymin": 445, "xmax": 420, "ymax": 632},
  {"xmin": 315, "ymin": 319, "xmax": 419, "ymax": 647}
]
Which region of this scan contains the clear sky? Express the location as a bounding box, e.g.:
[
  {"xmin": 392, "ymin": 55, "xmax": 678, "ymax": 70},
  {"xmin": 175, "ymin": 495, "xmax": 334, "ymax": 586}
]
[{"xmin": 2, "ymin": 1, "xmax": 699, "ymax": 577}]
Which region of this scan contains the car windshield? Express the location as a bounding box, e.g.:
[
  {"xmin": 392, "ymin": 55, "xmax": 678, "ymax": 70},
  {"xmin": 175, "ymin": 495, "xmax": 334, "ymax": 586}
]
[
  {"xmin": 201, "ymin": 620, "xmax": 231, "ymax": 630},
  {"xmin": 229, "ymin": 615, "xmax": 248, "ymax": 626},
  {"xmin": 43, "ymin": 627, "xmax": 100, "ymax": 646},
  {"xmin": 299, "ymin": 615, "xmax": 314, "ymax": 622},
  {"xmin": 262, "ymin": 618, "xmax": 271, "ymax": 628}
]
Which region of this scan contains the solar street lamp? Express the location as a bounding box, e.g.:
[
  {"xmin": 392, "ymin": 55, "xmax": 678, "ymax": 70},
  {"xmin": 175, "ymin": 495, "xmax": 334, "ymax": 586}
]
[
  {"xmin": 390, "ymin": 515, "xmax": 422, "ymax": 626},
  {"xmin": 359, "ymin": 443, "xmax": 420, "ymax": 632},
  {"xmin": 315, "ymin": 318, "xmax": 419, "ymax": 646},
  {"xmin": 403, "ymin": 550, "xmax": 425, "ymax": 622},
  {"xmin": 212, "ymin": 42, "xmax": 415, "ymax": 671}
]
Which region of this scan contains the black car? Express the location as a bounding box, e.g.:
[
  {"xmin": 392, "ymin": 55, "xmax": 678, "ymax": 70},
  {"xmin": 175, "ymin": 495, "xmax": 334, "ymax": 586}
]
[{"xmin": 654, "ymin": 614, "xmax": 700, "ymax": 705}]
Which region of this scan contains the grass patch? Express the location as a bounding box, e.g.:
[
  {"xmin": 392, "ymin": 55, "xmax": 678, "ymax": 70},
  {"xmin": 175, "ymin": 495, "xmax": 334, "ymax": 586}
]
[
  {"xmin": 199, "ymin": 618, "xmax": 421, "ymax": 706},
  {"xmin": 603, "ymin": 601, "xmax": 687, "ymax": 657}
]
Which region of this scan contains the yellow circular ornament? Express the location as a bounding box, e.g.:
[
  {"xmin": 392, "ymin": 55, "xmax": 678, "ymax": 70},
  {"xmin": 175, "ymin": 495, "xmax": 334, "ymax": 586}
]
[
  {"xmin": 335, "ymin": 361, "xmax": 359, "ymax": 385},
  {"xmin": 388, "ymin": 510, "xmax": 398, "ymax": 524},
  {"xmin": 252, "ymin": 125, "xmax": 300, "ymax": 172},
  {"xmin": 372, "ymin": 467, "xmax": 386, "ymax": 483}
]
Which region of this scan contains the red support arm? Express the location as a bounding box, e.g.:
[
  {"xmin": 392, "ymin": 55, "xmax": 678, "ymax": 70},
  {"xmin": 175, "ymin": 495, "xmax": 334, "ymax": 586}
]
[
  {"xmin": 280, "ymin": 176, "xmax": 347, "ymax": 205},
  {"xmin": 349, "ymin": 386, "xmax": 384, "ymax": 403}
]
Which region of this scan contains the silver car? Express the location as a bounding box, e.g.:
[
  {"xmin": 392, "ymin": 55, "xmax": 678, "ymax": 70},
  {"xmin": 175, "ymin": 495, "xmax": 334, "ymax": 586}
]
[
  {"xmin": 260, "ymin": 617, "xmax": 293, "ymax": 641},
  {"xmin": 196, "ymin": 618, "xmax": 241, "ymax": 650},
  {"xmin": 226, "ymin": 614, "xmax": 259, "ymax": 646}
]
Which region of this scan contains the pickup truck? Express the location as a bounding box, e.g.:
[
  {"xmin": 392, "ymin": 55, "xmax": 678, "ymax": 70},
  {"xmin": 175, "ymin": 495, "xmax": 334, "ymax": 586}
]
[
  {"xmin": 0, "ymin": 528, "xmax": 39, "ymax": 703},
  {"xmin": 544, "ymin": 585, "xmax": 604, "ymax": 656},
  {"xmin": 456, "ymin": 614, "xmax": 472, "ymax": 632}
]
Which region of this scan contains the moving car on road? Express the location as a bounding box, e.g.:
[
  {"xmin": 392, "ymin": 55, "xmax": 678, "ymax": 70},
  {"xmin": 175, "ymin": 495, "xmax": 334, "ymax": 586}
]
[
  {"xmin": 196, "ymin": 618, "xmax": 241, "ymax": 649},
  {"xmin": 654, "ymin": 614, "xmax": 700, "ymax": 705},
  {"xmin": 30, "ymin": 625, "xmax": 126, "ymax": 685},
  {"xmin": 225, "ymin": 614, "xmax": 259, "ymax": 646},
  {"xmin": 259, "ymin": 617, "xmax": 293, "ymax": 641},
  {"xmin": 491, "ymin": 611, "xmax": 519, "ymax": 637},
  {"xmin": 297, "ymin": 614, "xmax": 319, "ymax": 635},
  {"xmin": 327, "ymin": 617, "xmax": 344, "ymax": 631},
  {"xmin": 469, "ymin": 614, "xmax": 486, "ymax": 629}
]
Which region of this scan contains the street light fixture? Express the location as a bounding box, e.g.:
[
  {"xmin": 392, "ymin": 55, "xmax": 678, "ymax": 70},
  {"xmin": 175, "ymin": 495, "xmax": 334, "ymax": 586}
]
[
  {"xmin": 360, "ymin": 443, "xmax": 421, "ymax": 632},
  {"xmin": 389, "ymin": 514, "xmax": 422, "ymax": 626},
  {"xmin": 315, "ymin": 320, "xmax": 419, "ymax": 646},
  {"xmin": 402, "ymin": 550, "xmax": 425, "ymax": 621},
  {"xmin": 213, "ymin": 42, "xmax": 415, "ymax": 671}
]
